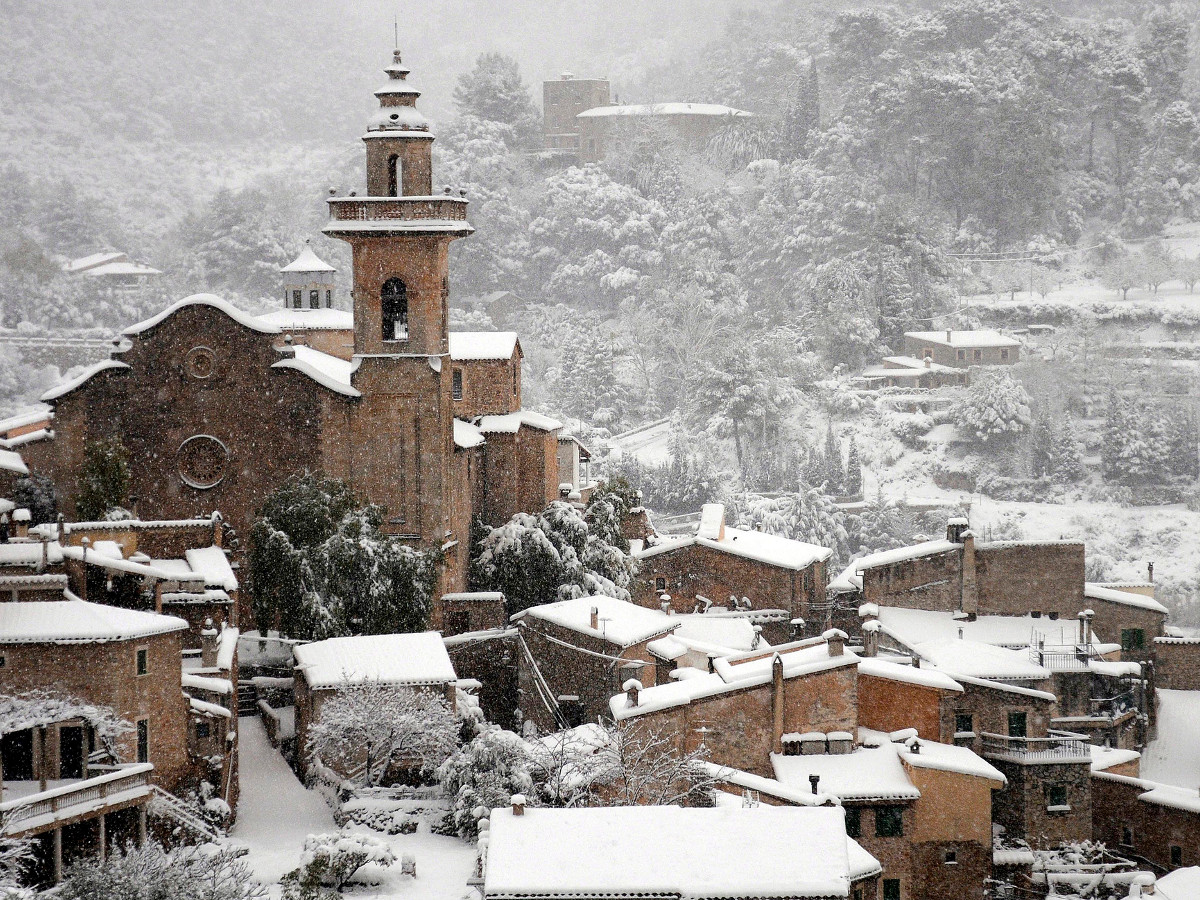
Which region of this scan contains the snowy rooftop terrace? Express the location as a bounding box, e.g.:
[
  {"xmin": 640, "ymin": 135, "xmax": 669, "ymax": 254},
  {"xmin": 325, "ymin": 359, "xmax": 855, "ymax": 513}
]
[
  {"xmin": 517, "ymin": 595, "xmax": 677, "ymax": 648},
  {"xmin": 484, "ymin": 804, "xmax": 877, "ymax": 899}
]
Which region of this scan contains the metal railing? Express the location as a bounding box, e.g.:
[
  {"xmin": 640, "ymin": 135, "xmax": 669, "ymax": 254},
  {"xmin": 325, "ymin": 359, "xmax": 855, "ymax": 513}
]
[
  {"xmin": 1089, "ymin": 688, "xmax": 1139, "ymax": 719},
  {"xmin": 1, "ymin": 763, "xmax": 153, "ymax": 833},
  {"xmin": 1030, "ymin": 644, "xmax": 1090, "ymax": 671},
  {"xmin": 979, "ymin": 730, "xmax": 1091, "ymax": 763},
  {"xmin": 328, "ymin": 197, "xmax": 468, "ymax": 222}
]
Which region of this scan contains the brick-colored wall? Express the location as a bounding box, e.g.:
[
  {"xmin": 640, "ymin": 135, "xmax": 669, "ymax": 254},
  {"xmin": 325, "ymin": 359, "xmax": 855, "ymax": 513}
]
[
  {"xmin": 480, "ymin": 427, "xmax": 558, "ymax": 527},
  {"xmin": 975, "ymin": 544, "xmax": 1085, "ymax": 617},
  {"xmin": 1154, "ymin": 638, "xmax": 1200, "ymax": 690},
  {"xmin": 617, "ymin": 663, "xmax": 858, "ymax": 777},
  {"xmin": 451, "ymin": 357, "xmax": 520, "ymax": 418},
  {"xmin": 857, "ymin": 674, "xmax": 947, "ymax": 741},
  {"xmin": 0, "ymin": 631, "xmax": 189, "ymax": 790},
  {"xmin": 862, "ymin": 550, "xmax": 962, "ymax": 612}
]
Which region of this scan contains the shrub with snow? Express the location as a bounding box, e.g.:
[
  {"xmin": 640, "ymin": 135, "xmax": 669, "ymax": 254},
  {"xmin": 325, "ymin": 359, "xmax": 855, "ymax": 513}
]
[
  {"xmin": 283, "ymin": 832, "xmax": 395, "ymax": 894},
  {"xmin": 438, "ymin": 726, "xmax": 535, "ymax": 840},
  {"xmin": 58, "ymin": 841, "xmax": 261, "ymax": 900},
  {"xmin": 952, "ymin": 371, "xmax": 1033, "ymax": 444}
]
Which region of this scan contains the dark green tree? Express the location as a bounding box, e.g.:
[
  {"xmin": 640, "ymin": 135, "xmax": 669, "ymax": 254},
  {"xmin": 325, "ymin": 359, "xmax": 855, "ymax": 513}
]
[
  {"xmin": 452, "ymin": 53, "xmax": 540, "ymax": 147},
  {"xmin": 12, "ymin": 474, "xmax": 58, "ymax": 525},
  {"xmin": 845, "ymin": 435, "xmax": 863, "ymax": 499},
  {"xmin": 249, "ymin": 474, "xmax": 436, "ymax": 639},
  {"xmin": 76, "ymin": 437, "xmax": 130, "ymax": 521}
]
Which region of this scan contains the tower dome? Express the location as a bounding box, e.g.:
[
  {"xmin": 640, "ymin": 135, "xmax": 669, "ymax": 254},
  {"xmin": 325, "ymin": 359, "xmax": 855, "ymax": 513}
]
[
  {"xmin": 366, "ymin": 50, "xmax": 430, "ymax": 134},
  {"xmin": 280, "ymin": 242, "xmax": 337, "ymax": 310}
]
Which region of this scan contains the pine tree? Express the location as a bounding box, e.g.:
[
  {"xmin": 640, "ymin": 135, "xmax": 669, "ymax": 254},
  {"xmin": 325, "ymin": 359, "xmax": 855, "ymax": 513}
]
[
  {"xmin": 76, "ymin": 437, "xmax": 130, "ymax": 521},
  {"xmin": 823, "ymin": 422, "xmax": 845, "ymax": 494},
  {"xmin": 845, "ymin": 435, "xmax": 863, "ymax": 499}
]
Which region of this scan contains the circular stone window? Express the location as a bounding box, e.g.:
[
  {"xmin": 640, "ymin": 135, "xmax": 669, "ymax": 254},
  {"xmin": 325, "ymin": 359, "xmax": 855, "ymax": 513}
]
[
  {"xmin": 177, "ymin": 435, "xmax": 230, "ymax": 490},
  {"xmin": 185, "ymin": 346, "xmax": 217, "ymax": 380}
]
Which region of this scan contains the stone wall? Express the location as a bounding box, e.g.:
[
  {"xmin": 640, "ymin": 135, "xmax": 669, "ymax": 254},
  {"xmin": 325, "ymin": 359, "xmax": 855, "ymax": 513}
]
[
  {"xmin": 856, "ymin": 673, "xmax": 948, "ymax": 741},
  {"xmin": 1154, "ymin": 638, "xmax": 1200, "ymax": 690},
  {"xmin": 990, "ymin": 759, "xmax": 1092, "ymax": 848},
  {"xmin": 0, "ymin": 631, "xmax": 189, "ymax": 790},
  {"xmin": 452, "ymin": 357, "xmax": 520, "ymax": 418},
  {"xmin": 1092, "ymin": 773, "xmax": 1200, "ymax": 873}
]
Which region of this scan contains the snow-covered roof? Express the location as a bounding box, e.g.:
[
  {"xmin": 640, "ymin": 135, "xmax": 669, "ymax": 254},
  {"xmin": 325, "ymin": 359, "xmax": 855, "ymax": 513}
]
[
  {"xmin": 1141, "ymin": 689, "xmax": 1200, "ymax": 789},
  {"xmin": 449, "ymin": 332, "xmax": 519, "ymax": 361},
  {"xmin": 519, "ymin": 595, "xmax": 676, "ymax": 648},
  {"xmin": 366, "ymin": 105, "xmax": 431, "ymax": 132},
  {"xmin": 1089, "ymin": 745, "xmax": 1140, "ymax": 773},
  {"xmin": 60, "ymin": 545, "xmax": 205, "ymax": 583},
  {"xmin": 913, "ymin": 638, "xmax": 1051, "ymax": 682},
  {"xmin": 637, "ymin": 528, "xmax": 831, "ymax": 572},
  {"xmin": 0, "ymin": 448, "xmax": 28, "ymax": 475},
  {"xmin": 827, "ymin": 540, "xmax": 962, "ymax": 592},
  {"xmin": 485, "ymin": 805, "xmax": 874, "ymax": 899},
  {"xmin": 185, "ymin": 546, "xmax": 238, "ymax": 591},
  {"xmin": 64, "ymin": 251, "xmax": 127, "ymax": 273},
  {"xmin": 453, "ymin": 419, "xmax": 486, "ymax": 449},
  {"xmin": 272, "ymin": 346, "xmax": 360, "ymax": 398},
  {"xmin": 41, "ymin": 359, "xmax": 131, "ymax": 402},
  {"xmin": 256, "ymin": 308, "xmax": 353, "ymax": 331},
  {"xmin": 0, "ymin": 600, "xmax": 187, "ymax": 644},
  {"xmin": 772, "ymin": 741, "xmax": 920, "ymax": 802},
  {"xmin": 672, "ymin": 614, "xmax": 762, "ymax": 654},
  {"xmin": 876, "ymin": 607, "xmax": 1102, "ymax": 652},
  {"xmin": 476, "ymin": 411, "xmax": 562, "ymax": 434},
  {"xmin": 612, "ymin": 640, "xmax": 857, "ymax": 721},
  {"xmin": 857, "ymin": 657, "xmax": 963, "ymax": 692},
  {"xmin": 0, "ymin": 406, "xmax": 51, "ymax": 434},
  {"xmin": 1084, "ymin": 583, "xmax": 1169, "ymax": 614},
  {"xmin": 441, "ymin": 591, "xmax": 504, "ymax": 603},
  {"xmin": 578, "ymin": 102, "xmax": 753, "ymax": 119},
  {"xmin": 0, "ymin": 541, "xmax": 63, "ymax": 568},
  {"xmin": 124, "ymin": 294, "xmax": 280, "ymax": 337},
  {"xmin": 904, "ymin": 330, "xmax": 1020, "ymax": 349},
  {"xmin": 1157, "ymin": 867, "xmax": 1200, "ymax": 900},
  {"xmin": 862, "ymin": 357, "xmax": 961, "ymax": 378},
  {"xmin": 82, "ymin": 261, "xmax": 161, "ymax": 278},
  {"xmin": 950, "ymin": 673, "xmax": 1056, "ymax": 701},
  {"xmin": 294, "ymin": 632, "xmax": 456, "ymax": 690},
  {"xmin": 883, "ymin": 732, "xmax": 1005, "ymax": 783},
  {"xmin": 280, "ymin": 246, "xmax": 336, "ymax": 273},
  {"xmin": 1139, "ymin": 782, "xmax": 1200, "ymax": 815}
]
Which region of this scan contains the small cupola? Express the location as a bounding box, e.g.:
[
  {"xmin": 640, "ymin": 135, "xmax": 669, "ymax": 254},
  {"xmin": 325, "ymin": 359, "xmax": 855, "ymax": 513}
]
[
  {"xmin": 363, "ymin": 49, "xmax": 435, "ymax": 197},
  {"xmin": 280, "ymin": 242, "xmax": 337, "ymax": 310}
]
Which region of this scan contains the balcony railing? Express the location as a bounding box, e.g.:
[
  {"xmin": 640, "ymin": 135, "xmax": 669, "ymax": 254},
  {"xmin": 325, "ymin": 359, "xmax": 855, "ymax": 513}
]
[
  {"xmin": 327, "ymin": 197, "xmax": 469, "ymax": 222},
  {"xmin": 1030, "ymin": 644, "xmax": 1090, "ymax": 672},
  {"xmin": 979, "ymin": 730, "xmax": 1091, "ymax": 764},
  {"xmin": 1, "ymin": 763, "xmax": 153, "ymax": 834}
]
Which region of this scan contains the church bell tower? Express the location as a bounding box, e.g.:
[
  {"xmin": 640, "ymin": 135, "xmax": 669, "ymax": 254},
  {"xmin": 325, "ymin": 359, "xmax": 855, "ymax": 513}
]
[{"xmin": 322, "ymin": 50, "xmax": 473, "ymax": 593}]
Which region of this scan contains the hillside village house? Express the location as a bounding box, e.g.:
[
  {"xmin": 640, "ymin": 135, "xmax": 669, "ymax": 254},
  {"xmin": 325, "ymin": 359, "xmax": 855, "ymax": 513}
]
[
  {"xmin": 15, "ymin": 50, "xmax": 584, "ymax": 625},
  {"xmin": 483, "ymin": 802, "xmax": 882, "ymax": 900},
  {"xmin": 542, "ymin": 73, "xmax": 612, "ymax": 153},
  {"xmin": 632, "ymin": 503, "xmax": 830, "ymax": 640},
  {"xmin": 63, "ymin": 251, "xmax": 162, "ymax": 290},
  {"xmin": 903, "ymin": 330, "xmax": 1021, "ymax": 367},
  {"xmin": 575, "ymin": 102, "xmax": 752, "ymax": 164},
  {"xmin": 292, "ymin": 631, "xmax": 458, "ymax": 782},
  {"xmin": 859, "ymin": 356, "xmax": 969, "ymax": 390}
]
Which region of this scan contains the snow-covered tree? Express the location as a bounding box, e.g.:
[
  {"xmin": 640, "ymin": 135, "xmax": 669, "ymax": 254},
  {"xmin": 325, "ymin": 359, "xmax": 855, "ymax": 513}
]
[
  {"xmin": 283, "ymin": 832, "xmax": 395, "ymax": 895},
  {"xmin": 248, "ymin": 475, "xmax": 436, "ymax": 640},
  {"xmin": 730, "ymin": 488, "xmax": 852, "ymax": 566},
  {"xmin": 471, "ymin": 500, "xmax": 632, "ymax": 616},
  {"xmin": 0, "ymin": 818, "xmax": 33, "ymax": 899},
  {"xmin": 11, "ymin": 474, "xmax": 57, "ymax": 526},
  {"xmin": 844, "ymin": 435, "xmax": 863, "ymax": 499},
  {"xmin": 438, "ymin": 726, "xmax": 535, "ymax": 840},
  {"xmin": 306, "ymin": 681, "xmax": 458, "ymax": 787},
  {"xmin": 452, "ymin": 53, "xmax": 540, "ymax": 148},
  {"xmin": 952, "ymin": 371, "xmax": 1033, "ymax": 444},
  {"xmin": 58, "ymin": 841, "xmax": 262, "ymax": 900},
  {"xmin": 583, "ymin": 719, "xmax": 717, "ymax": 807}
]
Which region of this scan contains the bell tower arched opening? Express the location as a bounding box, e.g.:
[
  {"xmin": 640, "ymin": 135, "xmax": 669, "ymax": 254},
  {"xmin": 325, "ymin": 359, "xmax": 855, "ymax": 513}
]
[{"xmin": 381, "ymin": 277, "xmax": 408, "ymax": 341}]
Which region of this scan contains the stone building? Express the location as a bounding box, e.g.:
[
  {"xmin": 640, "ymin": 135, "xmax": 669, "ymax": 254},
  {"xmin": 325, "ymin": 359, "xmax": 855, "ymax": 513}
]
[
  {"xmin": 1092, "ymin": 770, "xmax": 1200, "ymax": 875},
  {"xmin": 632, "ymin": 503, "xmax": 830, "ymax": 638},
  {"xmin": 20, "ymin": 53, "xmax": 574, "ymax": 624},
  {"xmin": 292, "ymin": 631, "xmax": 457, "ymax": 781},
  {"xmin": 1153, "ymin": 634, "xmax": 1200, "ymax": 690},
  {"xmin": 902, "ymin": 330, "xmax": 1020, "ymax": 367},
  {"xmin": 575, "ymin": 102, "xmax": 752, "ymax": 164},
  {"xmin": 542, "ymin": 73, "xmax": 611, "ymax": 153}
]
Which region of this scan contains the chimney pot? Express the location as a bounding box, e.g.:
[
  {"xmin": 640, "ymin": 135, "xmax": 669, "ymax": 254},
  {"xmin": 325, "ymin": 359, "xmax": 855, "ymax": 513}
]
[
  {"xmin": 808, "ymin": 774, "xmax": 820, "ymax": 795},
  {"xmin": 589, "ymin": 606, "xmax": 599, "ymax": 630},
  {"xmin": 946, "ymin": 330, "xmax": 952, "ymax": 341},
  {"xmin": 624, "ymin": 678, "xmax": 642, "ymax": 707},
  {"xmin": 822, "ymin": 628, "xmax": 847, "ymax": 657},
  {"xmin": 1148, "ymin": 561, "xmax": 1154, "ymax": 583},
  {"xmin": 511, "ymin": 793, "xmax": 526, "ymax": 816}
]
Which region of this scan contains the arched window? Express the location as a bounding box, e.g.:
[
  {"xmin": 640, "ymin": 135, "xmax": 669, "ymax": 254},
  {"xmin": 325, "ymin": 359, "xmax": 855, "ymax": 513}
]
[
  {"xmin": 387, "ymin": 154, "xmax": 403, "ymax": 197},
  {"xmin": 381, "ymin": 278, "xmax": 408, "ymax": 341}
]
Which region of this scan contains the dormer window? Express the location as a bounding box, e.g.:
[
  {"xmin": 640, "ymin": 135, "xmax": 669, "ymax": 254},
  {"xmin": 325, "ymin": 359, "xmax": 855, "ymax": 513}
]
[
  {"xmin": 382, "ymin": 278, "xmax": 408, "ymax": 341},
  {"xmin": 309, "ymin": 290, "xmax": 319, "ymax": 309},
  {"xmin": 292, "ymin": 290, "xmax": 302, "ymax": 309}
]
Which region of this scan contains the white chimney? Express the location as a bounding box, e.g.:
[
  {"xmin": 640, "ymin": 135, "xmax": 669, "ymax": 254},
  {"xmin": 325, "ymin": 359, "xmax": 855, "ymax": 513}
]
[
  {"xmin": 624, "ymin": 678, "xmax": 642, "ymax": 708},
  {"xmin": 823, "ymin": 628, "xmax": 847, "ymax": 658}
]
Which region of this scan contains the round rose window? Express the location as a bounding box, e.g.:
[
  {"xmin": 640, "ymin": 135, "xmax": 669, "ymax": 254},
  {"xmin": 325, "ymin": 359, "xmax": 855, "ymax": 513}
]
[
  {"xmin": 185, "ymin": 346, "xmax": 217, "ymax": 380},
  {"xmin": 177, "ymin": 435, "xmax": 230, "ymax": 490}
]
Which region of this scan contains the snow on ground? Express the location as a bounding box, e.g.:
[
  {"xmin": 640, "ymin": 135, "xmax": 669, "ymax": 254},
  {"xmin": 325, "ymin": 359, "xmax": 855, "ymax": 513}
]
[
  {"xmin": 1141, "ymin": 689, "xmax": 1200, "ymax": 789},
  {"xmin": 608, "ymin": 419, "xmax": 672, "ymax": 466},
  {"xmin": 230, "ymin": 714, "xmax": 477, "ymax": 898},
  {"xmin": 231, "ymin": 715, "xmax": 336, "ymax": 884}
]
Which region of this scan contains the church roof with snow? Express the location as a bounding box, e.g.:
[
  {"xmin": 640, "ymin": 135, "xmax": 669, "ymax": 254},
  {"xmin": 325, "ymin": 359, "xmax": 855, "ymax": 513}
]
[{"xmin": 124, "ymin": 293, "xmax": 280, "ymax": 337}]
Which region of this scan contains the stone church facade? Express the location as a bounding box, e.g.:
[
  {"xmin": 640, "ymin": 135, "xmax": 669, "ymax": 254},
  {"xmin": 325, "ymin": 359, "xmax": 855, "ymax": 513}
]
[{"xmin": 23, "ymin": 52, "xmax": 566, "ymax": 625}]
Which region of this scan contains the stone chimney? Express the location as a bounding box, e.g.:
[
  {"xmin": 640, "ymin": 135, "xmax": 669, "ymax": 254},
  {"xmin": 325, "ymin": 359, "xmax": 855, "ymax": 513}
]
[
  {"xmin": 960, "ymin": 530, "xmax": 978, "ymax": 619},
  {"xmin": 624, "ymin": 678, "xmax": 641, "ymax": 708},
  {"xmin": 924, "ymin": 356, "xmax": 932, "ymax": 369},
  {"xmin": 660, "ymin": 594, "xmax": 673, "ymax": 615},
  {"xmin": 13, "ymin": 508, "xmax": 30, "ymax": 540},
  {"xmin": 589, "ymin": 606, "xmax": 599, "ymax": 630},
  {"xmin": 511, "ymin": 794, "xmax": 526, "ymax": 816},
  {"xmin": 698, "ymin": 503, "xmax": 726, "ymax": 542},
  {"xmin": 946, "ymin": 516, "xmax": 969, "ymax": 543},
  {"xmin": 1080, "ymin": 609, "xmax": 1094, "ymax": 650},
  {"xmin": 823, "ymin": 628, "xmax": 847, "ymax": 657},
  {"xmin": 862, "ymin": 620, "xmax": 880, "ymax": 658},
  {"xmin": 201, "ymin": 619, "xmax": 219, "ymax": 667},
  {"xmin": 771, "ymin": 654, "xmax": 785, "ymax": 754},
  {"xmin": 1148, "ymin": 561, "xmax": 1154, "ymax": 583}
]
